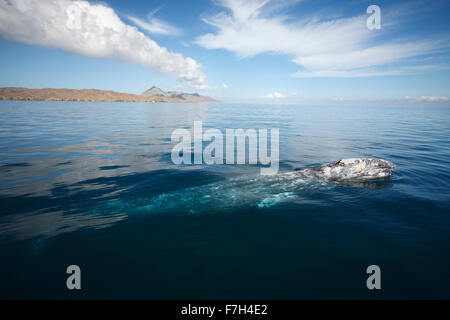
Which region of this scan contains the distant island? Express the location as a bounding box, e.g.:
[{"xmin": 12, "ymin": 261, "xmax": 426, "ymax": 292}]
[{"xmin": 0, "ymin": 86, "xmax": 218, "ymax": 103}]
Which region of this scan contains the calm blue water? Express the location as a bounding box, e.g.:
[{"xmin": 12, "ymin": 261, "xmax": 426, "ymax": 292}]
[{"xmin": 0, "ymin": 101, "xmax": 449, "ymax": 299}]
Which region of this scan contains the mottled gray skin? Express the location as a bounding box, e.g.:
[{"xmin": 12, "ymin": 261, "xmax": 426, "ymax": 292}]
[{"xmin": 298, "ymin": 158, "xmax": 395, "ymax": 181}]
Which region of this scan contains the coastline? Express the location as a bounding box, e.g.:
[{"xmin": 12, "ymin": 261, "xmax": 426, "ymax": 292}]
[{"xmin": 0, "ymin": 87, "xmax": 219, "ymax": 103}]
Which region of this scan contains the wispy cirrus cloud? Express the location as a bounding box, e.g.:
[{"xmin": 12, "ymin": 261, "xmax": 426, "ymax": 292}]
[
  {"xmin": 127, "ymin": 6, "xmax": 181, "ymax": 36},
  {"xmin": 195, "ymin": 0, "xmax": 448, "ymax": 78},
  {"xmin": 0, "ymin": 0, "xmax": 207, "ymax": 89},
  {"xmin": 292, "ymin": 63, "xmax": 449, "ymax": 78}
]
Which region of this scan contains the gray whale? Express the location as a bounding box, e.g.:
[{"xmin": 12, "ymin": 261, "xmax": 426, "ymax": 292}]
[
  {"xmin": 100, "ymin": 158, "xmax": 395, "ymax": 214},
  {"xmin": 13, "ymin": 158, "xmax": 394, "ymax": 249}
]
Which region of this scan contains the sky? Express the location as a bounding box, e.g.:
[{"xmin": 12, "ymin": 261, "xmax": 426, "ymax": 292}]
[{"xmin": 0, "ymin": 0, "xmax": 449, "ymax": 104}]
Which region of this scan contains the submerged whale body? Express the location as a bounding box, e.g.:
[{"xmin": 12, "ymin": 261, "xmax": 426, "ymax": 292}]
[
  {"xmin": 22, "ymin": 158, "xmax": 395, "ymax": 248},
  {"xmin": 100, "ymin": 158, "xmax": 395, "ymax": 215}
]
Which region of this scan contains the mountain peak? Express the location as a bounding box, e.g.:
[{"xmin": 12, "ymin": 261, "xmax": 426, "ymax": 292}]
[
  {"xmin": 142, "ymin": 87, "xmax": 167, "ymax": 97},
  {"xmin": 141, "ymin": 86, "xmax": 218, "ymax": 102}
]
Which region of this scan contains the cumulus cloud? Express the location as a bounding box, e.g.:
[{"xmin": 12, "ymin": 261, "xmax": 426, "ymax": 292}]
[
  {"xmin": 405, "ymin": 96, "xmax": 450, "ymax": 103},
  {"xmin": 195, "ymin": 0, "xmax": 446, "ymax": 78},
  {"xmin": 0, "ymin": 0, "xmax": 207, "ymax": 89},
  {"xmin": 263, "ymin": 92, "xmax": 286, "ymax": 99}
]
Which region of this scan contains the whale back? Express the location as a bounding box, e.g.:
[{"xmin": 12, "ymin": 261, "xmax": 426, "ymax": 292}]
[{"xmin": 302, "ymin": 158, "xmax": 395, "ymax": 180}]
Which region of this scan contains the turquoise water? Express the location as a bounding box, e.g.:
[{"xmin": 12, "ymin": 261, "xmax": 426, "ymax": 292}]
[{"xmin": 0, "ymin": 101, "xmax": 449, "ymax": 299}]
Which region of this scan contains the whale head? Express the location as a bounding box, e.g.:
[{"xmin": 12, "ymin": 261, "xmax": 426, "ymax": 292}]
[{"xmin": 306, "ymin": 158, "xmax": 395, "ymax": 181}]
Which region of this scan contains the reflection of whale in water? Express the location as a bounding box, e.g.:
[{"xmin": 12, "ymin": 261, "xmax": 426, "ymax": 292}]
[{"xmin": 102, "ymin": 158, "xmax": 395, "ymax": 214}]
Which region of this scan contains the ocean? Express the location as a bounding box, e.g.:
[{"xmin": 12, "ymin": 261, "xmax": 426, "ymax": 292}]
[{"xmin": 0, "ymin": 101, "xmax": 449, "ymax": 299}]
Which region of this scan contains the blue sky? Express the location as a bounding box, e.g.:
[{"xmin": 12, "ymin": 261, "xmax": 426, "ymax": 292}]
[{"xmin": 0, "ymin": 0, "xmax": 449, "ymax": 104}]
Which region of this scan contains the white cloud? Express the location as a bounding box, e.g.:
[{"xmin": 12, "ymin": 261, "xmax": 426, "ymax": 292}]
[
  {"xmin": 405, "ymin": 96, "xmax": 450, "ymax": 103},
  {"xmin": 293, "ymin": 63, "xmax": 449, "ymax": 78},
  {"xmin": 263, "ymin": 92, "xmax": 286, "ymax": 99},
  {"xmin": 127, "ymin": 8, "xmax": 181, "ymax": 36},
  {"xmin": 0, "ymin": 0, "xmax": 207, "ymax": 89},
  {"xmin": 127, "ymin": 17, "xmax": 181, "ymax": 36},
  {"xmin": 195, "ymin": 0, "xmax": 447, "ymax": 78}
]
